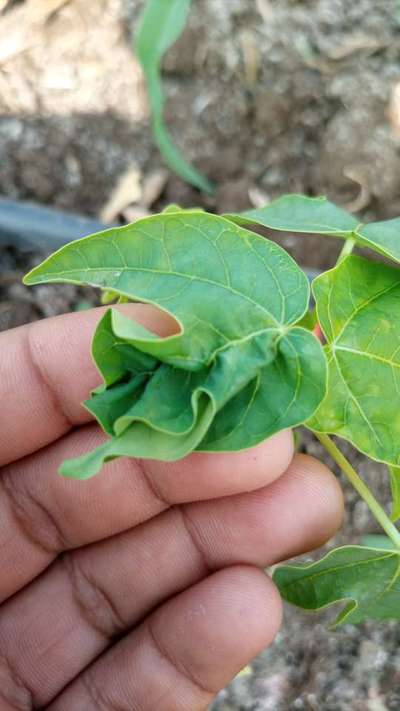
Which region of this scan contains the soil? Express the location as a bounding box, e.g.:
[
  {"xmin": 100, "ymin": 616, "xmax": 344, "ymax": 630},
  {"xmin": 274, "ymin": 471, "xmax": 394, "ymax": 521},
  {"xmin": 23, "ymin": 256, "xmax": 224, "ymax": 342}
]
[{"xmin": 1, "ymin": 1, "xmax": 400, "ymax": 709}]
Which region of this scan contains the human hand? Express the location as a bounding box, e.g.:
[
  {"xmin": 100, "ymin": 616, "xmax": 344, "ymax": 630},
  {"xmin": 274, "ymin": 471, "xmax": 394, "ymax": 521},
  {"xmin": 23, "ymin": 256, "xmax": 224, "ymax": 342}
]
[{"xmin": 0, "ymin": 305, "xmax": 343, "ymax": 710}]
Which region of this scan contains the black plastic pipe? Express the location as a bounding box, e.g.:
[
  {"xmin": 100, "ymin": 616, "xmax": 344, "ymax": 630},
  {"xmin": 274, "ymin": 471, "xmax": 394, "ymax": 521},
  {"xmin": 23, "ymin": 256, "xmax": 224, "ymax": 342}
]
[{"xmin": 0, "ymin": 198, "xmax": 111, "ymax": 252}]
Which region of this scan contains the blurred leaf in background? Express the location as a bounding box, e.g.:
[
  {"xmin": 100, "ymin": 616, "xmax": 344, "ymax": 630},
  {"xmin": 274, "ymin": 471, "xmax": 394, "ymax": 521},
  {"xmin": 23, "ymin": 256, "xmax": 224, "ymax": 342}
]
[{"xmin": 135, "ymin": 0, "xmax": 214, "ymax": 194}]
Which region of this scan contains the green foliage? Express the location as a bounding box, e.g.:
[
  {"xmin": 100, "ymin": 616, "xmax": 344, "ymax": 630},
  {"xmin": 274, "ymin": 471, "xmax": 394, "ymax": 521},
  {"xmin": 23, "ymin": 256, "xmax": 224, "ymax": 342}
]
[
  {"xmin": 135, "ymin": 0, "xmax": 213, "ymax": 193},
  {"xmin": 309, "ymin": 256, "xmax": 400, "ymax": 466},
  {"xmin": 357, "ymin": 218, "xmax": 400, "ymax": 263},
  {"xmin": 228, "ymin": 194, "xmax": 400, "ymax": 264},
  {"xmin": 389, "ymin": 466, "xmax": 400, "ymax": 522},
  {"xmin": 227, "ymin": 195, "xmax": 359, "ymax": 236},
  {"xmin": 362, "ymin": 534, "xmax": 396, "ymax": 550},
  {"xmin": 24, "ymin": 210, "xmax": 326, "ymax": 479},
  {"xmin": 24, "ymin": 194, "xmax": 400, "ymax": 626},
  {"xmin": 273, "ymin": 545, "xmax": 400, "ymax": 625}
]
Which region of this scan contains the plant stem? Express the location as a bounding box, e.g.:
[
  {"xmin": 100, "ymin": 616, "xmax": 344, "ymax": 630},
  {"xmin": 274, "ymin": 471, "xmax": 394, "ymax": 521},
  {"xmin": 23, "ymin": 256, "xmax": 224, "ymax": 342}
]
[
  {"xmin": 315, "ymin": 432, "xmax": 400, "ymax": 549},
  {"xmin": 337, "ymin": 235, "xmax": 356, "ymax": 263}
]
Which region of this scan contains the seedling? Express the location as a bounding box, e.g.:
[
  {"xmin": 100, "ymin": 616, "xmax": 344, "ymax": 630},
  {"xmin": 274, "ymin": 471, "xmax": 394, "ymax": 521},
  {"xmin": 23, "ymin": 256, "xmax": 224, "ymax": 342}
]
[
  {"xmin": 135, "ymin": 0, "xmax": 214, "ymax": 193},
  {"xmin": 24, "ymin": 195, "xmax": 400, "ymax": 626}
]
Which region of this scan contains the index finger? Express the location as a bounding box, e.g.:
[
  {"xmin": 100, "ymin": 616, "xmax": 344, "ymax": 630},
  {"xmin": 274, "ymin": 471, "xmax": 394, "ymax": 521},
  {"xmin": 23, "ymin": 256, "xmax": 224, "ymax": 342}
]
[{"xmin": 0, "ymin": 304, "xmax": 176, "ymax": 467}]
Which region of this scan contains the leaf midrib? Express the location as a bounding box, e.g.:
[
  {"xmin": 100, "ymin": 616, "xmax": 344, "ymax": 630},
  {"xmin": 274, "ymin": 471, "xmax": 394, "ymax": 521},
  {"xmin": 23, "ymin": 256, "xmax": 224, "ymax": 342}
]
[
  {"xmin": 280, "ymin": 551, "xmax": 397, "ymax": 593},
  {"xmin": 35, "ymin": 265, "xmax": 286, "ymax": 328}
]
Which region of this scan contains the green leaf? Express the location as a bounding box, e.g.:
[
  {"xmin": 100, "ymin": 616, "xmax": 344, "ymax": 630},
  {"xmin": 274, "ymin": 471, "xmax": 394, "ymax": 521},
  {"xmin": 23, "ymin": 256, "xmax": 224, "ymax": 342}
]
[
  {"xmin": 161, "ymin": 204, "xmax": 205, "ymax": 215},
  {"xmin": 308, "ymin": 254, "xmax": 400, "ymax": 466},
  {"xmin": 24, "ymin": 211, "xmax": 326, "ymax": 478},
  {"xmin": 135, "ymin": 0, "xmax": 213, "ymax": 194},
  {"xmin": 356, "ymin": 219, "xmax": 400, "ymax": 264},
  {"xmin": 226, "ymin": 195, "xmax": 359, "ymax": 236},
  {"xmin": 227, "ymin": 193, "xmax": 400, "ymax": 267},
  {"xmin": 273, "ymin": 545, "xmax": 400, "ymax": 625},
  {"xmin": 361, "ymin": 534, "xmax": 396, "ymax": 551},
  {"xmin": 296, "ymin": 308, "xmax": 317, "ymax": 331},
  {"xmin": 389, "ymin": 465, "xmax": 400, "ymax": 522}
]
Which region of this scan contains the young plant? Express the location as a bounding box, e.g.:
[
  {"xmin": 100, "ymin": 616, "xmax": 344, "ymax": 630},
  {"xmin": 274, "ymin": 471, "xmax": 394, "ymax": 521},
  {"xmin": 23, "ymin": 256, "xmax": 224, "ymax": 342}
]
[
  {"xmin": 135, "ymin": 0, "xmax": 214, "ymax": 194},
  {"xmin": 24, "ymin": 195, "xmax": 400, "ymax": 627}
]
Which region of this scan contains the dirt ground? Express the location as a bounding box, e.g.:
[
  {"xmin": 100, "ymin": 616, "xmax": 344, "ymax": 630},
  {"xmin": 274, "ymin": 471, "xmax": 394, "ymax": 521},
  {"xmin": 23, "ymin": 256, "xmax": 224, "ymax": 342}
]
[{"xmin": 1, "ymin": 1, "xmax": 400, "ymax": 709}]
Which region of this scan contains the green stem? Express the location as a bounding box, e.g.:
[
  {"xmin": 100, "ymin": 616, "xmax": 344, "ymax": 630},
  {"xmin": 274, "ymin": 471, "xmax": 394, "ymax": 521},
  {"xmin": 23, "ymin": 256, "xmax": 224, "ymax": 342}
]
[
  {"xmin": 315, "ymin": 432, "xmax": 400, "ymax": 549},
  {"xmin": 337, "ymin": 235, "xmax": 356, "ymax": 263}
]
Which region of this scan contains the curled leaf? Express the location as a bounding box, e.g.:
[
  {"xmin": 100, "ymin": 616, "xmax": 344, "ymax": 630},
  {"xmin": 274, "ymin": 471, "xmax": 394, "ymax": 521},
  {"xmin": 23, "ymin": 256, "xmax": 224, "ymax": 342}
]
[{"xmin": 24, "ymin": 211, "xmax": 326, "ymax": 478}]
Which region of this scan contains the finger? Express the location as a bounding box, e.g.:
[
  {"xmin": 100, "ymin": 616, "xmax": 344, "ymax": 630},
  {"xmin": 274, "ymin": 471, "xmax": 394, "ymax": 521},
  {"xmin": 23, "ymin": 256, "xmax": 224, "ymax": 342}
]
[
  {"xmin": 0, "ymin": 303, "xmax": 177, "ymax": 466},
  {"xmin": 0, "ymin": 455, "xmax": 342, "ymax": 707},
  {"xmin": 0, "ymin": 426, "xmax": 293, "ymax": 602},
  {"xmin": 50, "ymin": 566, "xmax": 282, "ymax": 711}
]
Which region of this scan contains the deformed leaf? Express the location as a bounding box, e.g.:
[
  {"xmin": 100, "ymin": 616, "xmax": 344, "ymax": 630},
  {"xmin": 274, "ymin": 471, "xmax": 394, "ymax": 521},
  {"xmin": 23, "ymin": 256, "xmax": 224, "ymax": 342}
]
[
  {"xmin": 226, "ymin": 194, "xmax": 359, "ymax": 236},
  {"xmin": 308, "ymin": 255, "xmax": 400, "ymax": 466},
  {"xmin": 273, "ymin": 545, "xmax": 400, "ymax": 625},
  {"xmin": 24, "ymin": 211, "xmax": 326, "ymax": 478},
  {"xmin": 135, "ymin": 0, "xmax": 213, "ymax": 193}
]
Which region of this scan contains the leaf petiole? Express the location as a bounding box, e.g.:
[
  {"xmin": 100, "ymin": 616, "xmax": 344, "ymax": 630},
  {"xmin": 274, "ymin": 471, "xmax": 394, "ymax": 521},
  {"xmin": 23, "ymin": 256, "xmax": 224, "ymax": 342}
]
[
  {"xmin": 336, "ymin": 235, "xmax": 356, "ymax": 263},
  {"xmin": 315, "ymin": 432, "xmax": 400, "ymax": 550}
]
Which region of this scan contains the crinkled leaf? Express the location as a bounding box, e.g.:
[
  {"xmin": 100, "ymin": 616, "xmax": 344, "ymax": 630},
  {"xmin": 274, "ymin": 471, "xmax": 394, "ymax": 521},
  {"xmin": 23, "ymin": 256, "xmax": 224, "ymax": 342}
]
[
  {"xmin": 389, "ymin": 465, "xmax": 400, "ymax": 522},
  {"xmin": 273, "ymin": 545, "xmax": 400, "ymax": 625},
  {"xmin": 226, "ymin": 195, "xmax": 359, "ymax": 236},
  {"xmin": 135, "ymin": 0, "xmax": 213, "ymax": 193},
  {"xmin": 308, "ymin": 255, "xmax": 400, "ymax": 466},
  {"xmin": 24, "ymin": 211, "xmax": 326, "ymax": 478}
]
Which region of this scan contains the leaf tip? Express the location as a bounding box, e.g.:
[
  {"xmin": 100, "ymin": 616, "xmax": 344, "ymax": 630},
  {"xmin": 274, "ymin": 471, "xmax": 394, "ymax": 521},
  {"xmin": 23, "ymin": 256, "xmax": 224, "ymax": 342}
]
[{"xmin": 22, "ymin": 268, "xmax": 38, "ymax": 286}]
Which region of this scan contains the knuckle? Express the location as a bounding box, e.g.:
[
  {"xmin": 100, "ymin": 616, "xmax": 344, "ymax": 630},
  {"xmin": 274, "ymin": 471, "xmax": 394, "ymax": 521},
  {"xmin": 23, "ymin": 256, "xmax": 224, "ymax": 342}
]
[
  {"xmin": 1, "ymin": 469, "xmax": 66, "ymax": 555},
  {"xmin": 62, "ymin": 553, "xmax": 126, "ymax": 639},
  {"xmin": 179, "ymin": 506, "xmax": 211, "ymax": 575},
  {"xmin": 0, "ymin": 654, "xmax": 33, "ymax": 711},
  {"xmin": 148, "ymin": 620, "xmax": 214, "ymax": 700},
  {"xmin": 25, "ymin": 326, "xmax": 73, "ymax": 430},
  {"xmin": 133, "ymin": 458, "xmax": 171, "ymax": 509},
  {"xmin": 80, "ymin": 669, "xmax": 125, "ymax": 711}
]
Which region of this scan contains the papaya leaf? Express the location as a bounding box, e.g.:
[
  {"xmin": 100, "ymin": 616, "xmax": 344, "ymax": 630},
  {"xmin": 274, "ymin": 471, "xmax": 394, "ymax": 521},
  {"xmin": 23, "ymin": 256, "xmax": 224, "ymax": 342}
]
[
  {"xmin": 135, "ymin": 0, "xmax": 214, "ymax": 194},
  {"xmin": 226, "ymin": 194, "xmax": 359, "ymax": 236},
  {"xmin": 389, "ymin": 465, "xmax": 400, "ymax": 522},
  {"xmin": 24, "ymin": 211, "xmax": 326, "ymax": 478},
  {"xmin": 273, "ymin": 545, "xmax": 400, "ymax": 625},
  {"xmin": 308, "ymin": 254, "xmax": 400, "ymax": 466}
]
